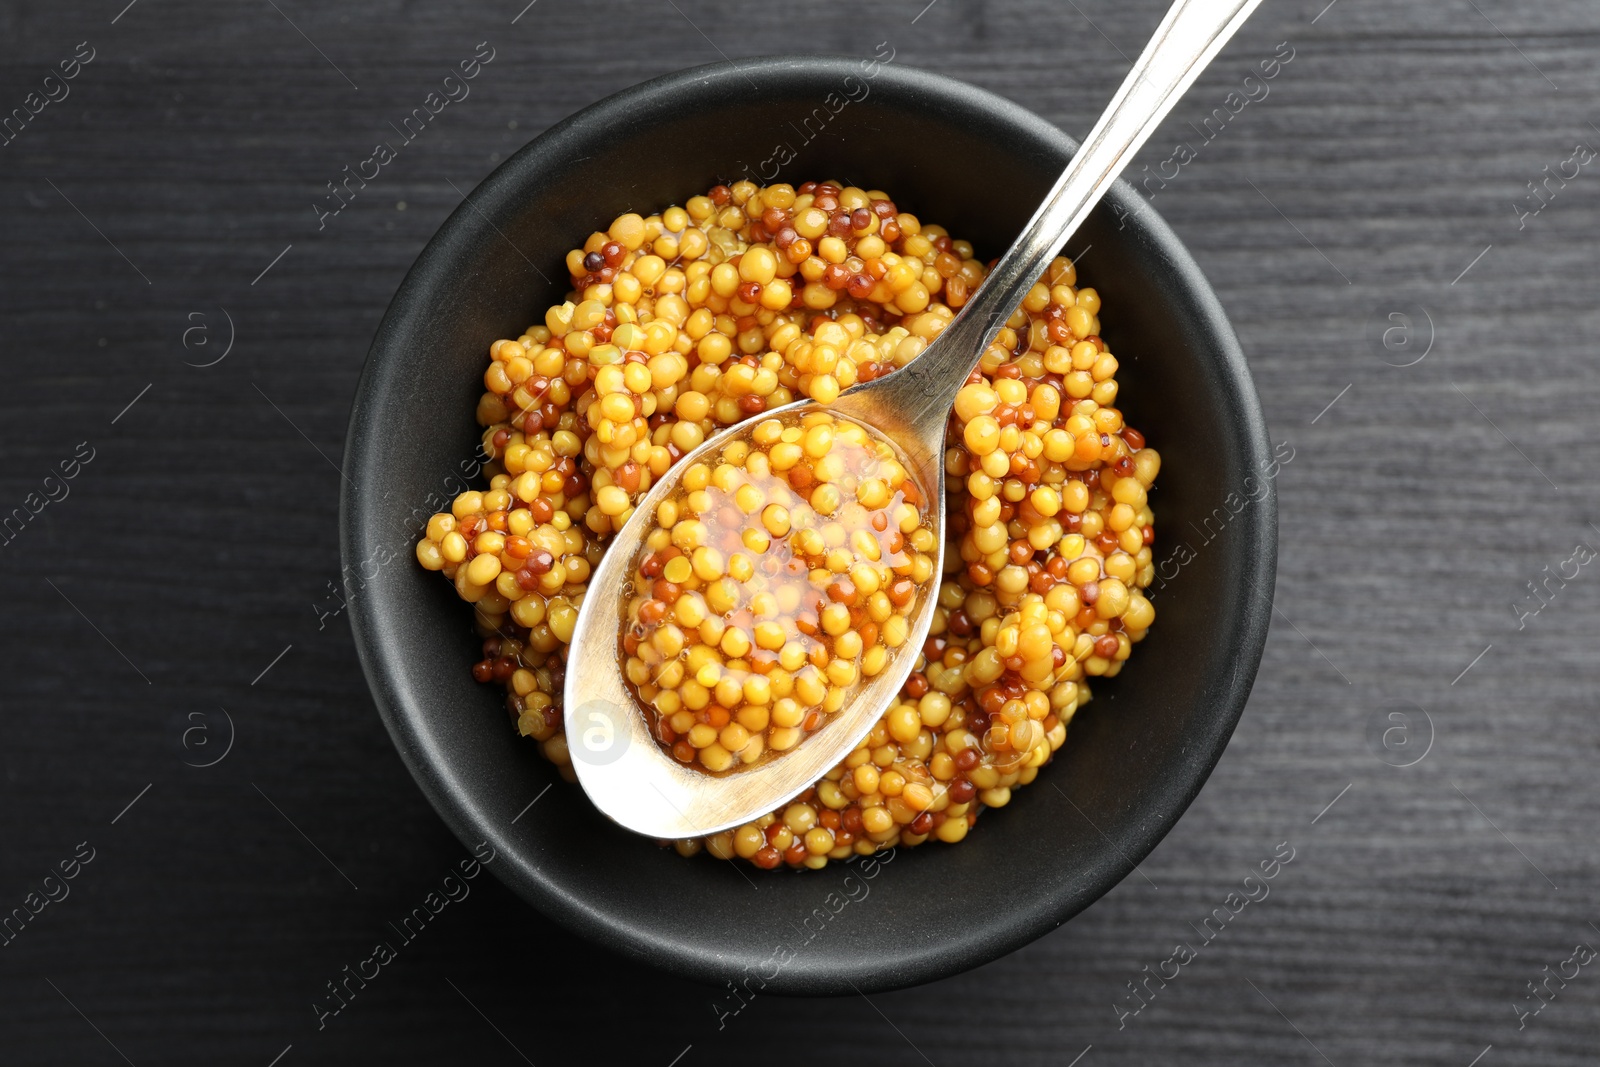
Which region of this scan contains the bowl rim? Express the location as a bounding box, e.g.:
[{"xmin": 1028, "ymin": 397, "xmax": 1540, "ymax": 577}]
[{"xmin": 341, "ymin": 52, "xmax": 1278, "ymax": 993}]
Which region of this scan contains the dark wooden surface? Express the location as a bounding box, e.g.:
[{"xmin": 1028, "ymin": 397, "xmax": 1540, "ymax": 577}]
[{"xmin": 3, "ymin": 0, "xmax": 1598, "ymax": 1063}]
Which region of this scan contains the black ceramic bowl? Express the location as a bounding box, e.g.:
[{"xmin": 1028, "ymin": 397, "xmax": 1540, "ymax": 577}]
[{"xmin": 342, "ymin": 55, "xmax": 1276, "ymax": 995}]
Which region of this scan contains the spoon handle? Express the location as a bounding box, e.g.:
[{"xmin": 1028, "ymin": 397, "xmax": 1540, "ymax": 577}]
[{"xmin": 867, "ymin": 0, "xmax": 1267, "ymax": 432}]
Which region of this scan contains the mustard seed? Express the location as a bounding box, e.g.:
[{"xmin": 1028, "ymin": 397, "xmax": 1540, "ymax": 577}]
[{"xmin": 417, "ymin": 179, "xmax": 1159, "ymax": 871}]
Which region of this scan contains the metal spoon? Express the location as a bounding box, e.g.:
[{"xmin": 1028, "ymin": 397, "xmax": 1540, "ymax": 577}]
[{"xmin": 564, "ymin": 0, "xmax": 1265, "ymax": 839}]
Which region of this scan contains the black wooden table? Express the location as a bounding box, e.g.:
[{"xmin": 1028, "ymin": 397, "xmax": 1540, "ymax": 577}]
[{"xmin": 3, "ymin": 1, "xmax": 1597, "ymax": 1063}]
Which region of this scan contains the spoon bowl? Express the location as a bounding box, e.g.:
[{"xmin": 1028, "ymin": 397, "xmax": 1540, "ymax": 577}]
[{"xmin": 563, "ymin": 384, "xmax": 947, "ymax": 838}]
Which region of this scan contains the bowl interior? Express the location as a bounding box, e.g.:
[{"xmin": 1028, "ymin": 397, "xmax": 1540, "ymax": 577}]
[{"xmin": 342, "ymin": 55, "xmax": 1276, "ymax": 994}]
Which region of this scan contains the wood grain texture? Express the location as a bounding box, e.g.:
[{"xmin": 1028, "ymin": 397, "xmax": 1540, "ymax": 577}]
[{"xmin": 2, "ymin": 0, "xmax": 1597, "ymax": 1062}]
